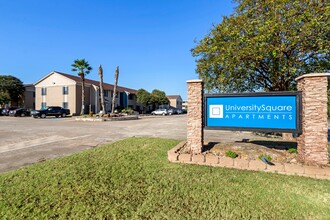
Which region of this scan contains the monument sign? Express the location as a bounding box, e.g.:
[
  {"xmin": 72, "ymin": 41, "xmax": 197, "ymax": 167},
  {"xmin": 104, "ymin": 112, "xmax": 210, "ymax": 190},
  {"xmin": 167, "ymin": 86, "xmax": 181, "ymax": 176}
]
[{"xmin": 205, "ymin": 92, "xmax": 302, "ymax": 133}]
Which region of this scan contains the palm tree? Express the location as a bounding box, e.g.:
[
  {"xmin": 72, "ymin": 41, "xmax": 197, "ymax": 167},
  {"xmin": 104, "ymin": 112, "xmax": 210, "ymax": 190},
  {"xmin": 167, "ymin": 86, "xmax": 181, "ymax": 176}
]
[
  {"xmin": 71, "ymin": 59, "xmax": 92, "ymax": 115},
  {"xmin": 98, "ymin": 64, "xmax": 105, "ymax": 113}
]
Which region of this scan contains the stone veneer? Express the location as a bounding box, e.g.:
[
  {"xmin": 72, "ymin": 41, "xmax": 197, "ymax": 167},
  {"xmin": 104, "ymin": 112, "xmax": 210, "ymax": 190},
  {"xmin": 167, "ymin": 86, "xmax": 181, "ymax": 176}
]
[
  {"xmin": 296, "ymin": 73, "xmax": 330, "ymax": 165},
  {"xmin": 186, "ymin": 80, "xmax": 204, "ymax": 154}
]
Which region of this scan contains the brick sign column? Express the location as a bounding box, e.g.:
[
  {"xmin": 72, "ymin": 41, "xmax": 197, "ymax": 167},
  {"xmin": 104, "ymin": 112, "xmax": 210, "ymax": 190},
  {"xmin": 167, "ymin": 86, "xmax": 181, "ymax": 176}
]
[
  {"xmin": 296, "ymin": 73, "xmax": 330, "ymax": 165},
  {"xmin": 187, "ymin": 80, "xmax": 204, "ymax": 154}
]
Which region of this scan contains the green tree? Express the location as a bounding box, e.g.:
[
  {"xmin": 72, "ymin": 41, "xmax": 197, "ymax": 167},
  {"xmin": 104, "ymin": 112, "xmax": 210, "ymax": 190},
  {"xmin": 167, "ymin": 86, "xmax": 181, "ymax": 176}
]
[
  {"xmin": 192, "ymin": 0, "xmax": 330, "ymax": 93},
  {"xmin": 71, "ymin": 59, "xmax": 92, "ymax": 115},
  {"xmin": 151, "ymin": 89, "xmax": 169, "ymax": 106},
  {"xmin": 136, "ymin": 89, "xmax": 152, "ymax": 113},
  {"xmin": 0, "ymin": 91, "xmax": 10, "ymax": 106},
  {"xmin": 0, "ymin": 75, "xmax": 25, "ymax": 106}
]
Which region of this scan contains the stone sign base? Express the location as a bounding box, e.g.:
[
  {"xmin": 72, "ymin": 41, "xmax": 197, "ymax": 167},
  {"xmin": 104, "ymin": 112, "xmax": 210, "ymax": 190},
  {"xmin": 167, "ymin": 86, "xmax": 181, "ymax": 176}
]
[
  {"xmin": 168, "ymin": 141, "xmax": 330, "ymax": 180},
  {"xmin": 186, "ymin": 74, "xmax": 329, "ymax": 165}
]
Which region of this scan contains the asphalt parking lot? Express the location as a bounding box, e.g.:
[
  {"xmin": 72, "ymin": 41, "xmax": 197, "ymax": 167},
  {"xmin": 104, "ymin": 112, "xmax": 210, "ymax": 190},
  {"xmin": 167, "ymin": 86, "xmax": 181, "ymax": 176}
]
[{"xmin": 1, "ymin": 115, "xmax": 329, "ymax": 173}]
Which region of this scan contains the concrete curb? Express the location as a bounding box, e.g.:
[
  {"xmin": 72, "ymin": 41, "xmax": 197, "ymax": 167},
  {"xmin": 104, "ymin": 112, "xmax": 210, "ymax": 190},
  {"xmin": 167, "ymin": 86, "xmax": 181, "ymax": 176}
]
[
  {"xmin": 75, "ymin": 115, "xmax": 139, "ymax": 122},
  {"xmin": 168, "ymin": 141, "xmax": 330, "ymax": 180}
]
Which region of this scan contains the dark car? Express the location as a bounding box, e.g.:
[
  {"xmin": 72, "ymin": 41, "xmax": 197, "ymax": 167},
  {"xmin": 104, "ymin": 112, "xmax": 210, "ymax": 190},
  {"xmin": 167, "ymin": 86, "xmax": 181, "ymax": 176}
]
[
  {"xmin": 2, "ymin": 107, "xmax": 18, "ymax": 116},
  {"xmin": 168, "ymin": 109, "xmax": 183, "ymax": 115},
  {"xmin": 31, "ymin": 106, "xmax": 70, "ymax": 118},
  {"xmin": 168, "ymin": 109, "xmax": 176, "ymax": 115},
  {"xmin": 9, "ymin": 108, "xmax": 31, "ymax": 117}
]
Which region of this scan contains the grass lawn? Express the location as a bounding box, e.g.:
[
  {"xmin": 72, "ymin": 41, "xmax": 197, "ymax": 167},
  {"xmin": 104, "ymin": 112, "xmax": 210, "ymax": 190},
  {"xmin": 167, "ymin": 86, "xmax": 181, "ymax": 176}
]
[{"xmin": 0, "ymin": 137, "xmax": 329, "ymax": 219}]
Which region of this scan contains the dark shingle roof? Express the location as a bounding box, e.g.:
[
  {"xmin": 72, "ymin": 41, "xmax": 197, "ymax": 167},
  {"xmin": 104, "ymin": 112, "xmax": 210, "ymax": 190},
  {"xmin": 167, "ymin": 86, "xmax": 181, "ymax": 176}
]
[{"xmin": 55, "ymin": 71, "xmax": 137, "ymax": 94}]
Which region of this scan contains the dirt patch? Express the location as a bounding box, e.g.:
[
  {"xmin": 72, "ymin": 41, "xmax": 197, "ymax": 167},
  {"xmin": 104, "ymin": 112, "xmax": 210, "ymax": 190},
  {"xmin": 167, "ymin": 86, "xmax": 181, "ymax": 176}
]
[
  {"xmin": 181, "ymin": 138, "xmax": 299, "ymax": 163},
  {"xmin": 207, "ymin": 140, "xmax": 298, "ymax": 163}
]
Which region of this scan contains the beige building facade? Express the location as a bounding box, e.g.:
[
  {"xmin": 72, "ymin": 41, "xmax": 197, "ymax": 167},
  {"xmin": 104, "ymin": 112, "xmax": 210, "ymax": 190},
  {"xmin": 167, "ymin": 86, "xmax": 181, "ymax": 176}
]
[
  {"xmin": 167, "ymin": 95, "xmax": 183, "ymax": 110},
  {"xmin": 34, "ymin": 71, "xmax": 141, "ymax": 115}
]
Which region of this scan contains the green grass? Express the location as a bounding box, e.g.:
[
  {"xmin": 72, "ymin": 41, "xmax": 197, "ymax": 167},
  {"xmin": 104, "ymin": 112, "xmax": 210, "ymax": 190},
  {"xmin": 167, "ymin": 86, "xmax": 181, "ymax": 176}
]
[{"xmin": 0, "ymin": 137, "xmax": 329, "ymax": 219}]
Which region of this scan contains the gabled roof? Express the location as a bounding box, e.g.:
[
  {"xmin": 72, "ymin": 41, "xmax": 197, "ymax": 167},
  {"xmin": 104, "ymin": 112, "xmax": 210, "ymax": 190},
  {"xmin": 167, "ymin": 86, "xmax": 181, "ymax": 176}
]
[
  {"xmin": 167, "ymin": 95, "xmax": 182, "ymax": 100},
  {"xmin": 35, "ymin": 71, "xmax": 137, "ymax": 94}
]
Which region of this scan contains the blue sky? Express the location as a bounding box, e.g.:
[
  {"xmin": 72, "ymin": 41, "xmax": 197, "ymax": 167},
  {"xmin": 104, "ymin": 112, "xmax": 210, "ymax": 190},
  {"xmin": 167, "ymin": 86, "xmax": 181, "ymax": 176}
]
[{"xmin": 0, "ymin": 0, "xmax": 236, "ymax": 100}]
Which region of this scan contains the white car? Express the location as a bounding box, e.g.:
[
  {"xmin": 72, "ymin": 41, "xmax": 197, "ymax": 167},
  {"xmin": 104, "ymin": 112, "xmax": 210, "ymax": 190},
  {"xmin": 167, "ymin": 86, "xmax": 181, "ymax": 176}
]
[{"xmin": 151, "ymin": 109, "xmax": 168, "ymax": 116}]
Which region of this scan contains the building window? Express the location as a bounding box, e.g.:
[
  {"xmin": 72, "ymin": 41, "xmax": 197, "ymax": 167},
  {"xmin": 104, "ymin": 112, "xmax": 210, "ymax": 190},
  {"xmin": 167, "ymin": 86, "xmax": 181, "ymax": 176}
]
[
  {"xmin": 41, "ymin": 102, "xmax": 47, "ymax": 108},
  {"xmin": 129, "ymin": 94, "xmax": 134, "ymax": 100},
  {"xmin": 63, "ymin": 102, "xmax": 69, "ymax": 109},
  {"xmin": 63, "ymin": 86, "xmax": 69, "ymax": 95},
  {"xmin": 104, "ymin": 90, "xmax": 109, "ymax": 97},
  {"xmin": 41, "ymin": 88, "xmax": 47, "ymax": 96},
  {"xmin": 33, "ymin": 92, "xmax": 35, "ymax": 98}
]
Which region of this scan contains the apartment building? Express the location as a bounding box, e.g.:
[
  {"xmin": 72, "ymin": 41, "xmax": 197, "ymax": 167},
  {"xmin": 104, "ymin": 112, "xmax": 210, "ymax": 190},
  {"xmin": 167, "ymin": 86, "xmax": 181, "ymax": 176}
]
[
  {"xmin": 166, "ymin": 95, "xmax": 183, "ymax": 110},
  {"xmin": 34, "ymin": 71, "xmax": 140, "ymax": 115}
]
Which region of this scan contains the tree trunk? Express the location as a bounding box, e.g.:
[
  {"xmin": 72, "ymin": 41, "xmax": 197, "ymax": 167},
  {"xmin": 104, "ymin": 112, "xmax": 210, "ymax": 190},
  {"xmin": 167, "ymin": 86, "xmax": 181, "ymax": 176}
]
[
  {"xmin": 111, "ymin": 66, "xmax": 119, "ymax": 113},
  {"xmin": 98, "ymin": 65, "xmax": 105, "ymax": 113},
  {"xmin": 81, "ymin": 74, "xmax": 85, "ymax": 115}
]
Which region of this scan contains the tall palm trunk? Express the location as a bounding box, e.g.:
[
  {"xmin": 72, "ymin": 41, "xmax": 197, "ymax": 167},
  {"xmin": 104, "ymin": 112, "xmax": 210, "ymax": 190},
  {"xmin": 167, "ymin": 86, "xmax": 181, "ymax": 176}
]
[
  {"xmin": 98, "ymin": 65, "xmax": 105, "ymax": 113},
  {"xmin": 81, "ymin": 73, "xmax": 85, "ymax": 115},
  {"xmin": 111, "ymin": 66, "xmax": 119, "ymax": 113}
]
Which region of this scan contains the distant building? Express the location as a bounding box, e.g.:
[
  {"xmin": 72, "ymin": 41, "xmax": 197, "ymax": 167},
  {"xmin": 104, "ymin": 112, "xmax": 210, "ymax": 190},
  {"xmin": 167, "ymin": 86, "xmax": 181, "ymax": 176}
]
[
  {"xmin": 4, "ymin": 84, "xmax": 35, "ymax": 109},
  {"xmin": 182, "ymin": 100, "xmax": 187, "ymax": 111},
  {"xmin": 34, "ymin": 71, "xmax": 141, "ymax": 115},
  {"xmin": 166, "ymin": 95, "xmax": 183, "ymax": 110}
]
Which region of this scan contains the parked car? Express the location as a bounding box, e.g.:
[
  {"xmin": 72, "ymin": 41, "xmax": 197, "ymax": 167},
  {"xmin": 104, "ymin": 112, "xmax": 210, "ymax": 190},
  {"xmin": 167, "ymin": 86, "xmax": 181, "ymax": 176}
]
[
  {"xmin": 9, "ymin": 108, "xmax": 31, "ymax": 117},
  {"xmin": 168, "ymin": 108, "xmax": 183, "ymax": 115},
  {"xmin": 31, "ymin": 106, "xmax": 70, "ymax": 118},
  {"xmin": 168, "ymin": 109, "xmax": 176, "ymax": 115},
  {"xmin": 2, "ymin": 107, "xmax": 18, "ymax": 116},
  {"xmin": 176, "ymin": 109, "xmax": 183, "ymax": 114},
  {"xmin": 0, "ymin": 108, "xmax": 3, "ymax": 116},
  {"xmin": 151, "ymin": 109, "xmax": 168, "ymax": 116}
]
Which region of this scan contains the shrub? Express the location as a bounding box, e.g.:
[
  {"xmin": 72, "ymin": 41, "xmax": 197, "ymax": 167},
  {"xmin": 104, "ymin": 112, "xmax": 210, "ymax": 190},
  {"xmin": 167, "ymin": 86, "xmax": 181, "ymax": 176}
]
[
  {"xmin": 121, "ymin": 108, "xmax": 134, "ymax": 114},
  {"xmin": 258, "ymin": 154, "xmax": 272, "ymax": 161},
  {"xmin": 225, "ymin": 150, "xmax": 238, "ymax": 158},
  {"xmin": 115, "ymin": 106, "xmax": 125, "ymax": 112},
  {"xmin": 288, "ymin": 148, "xmax": 298, "ymax": 154}
]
